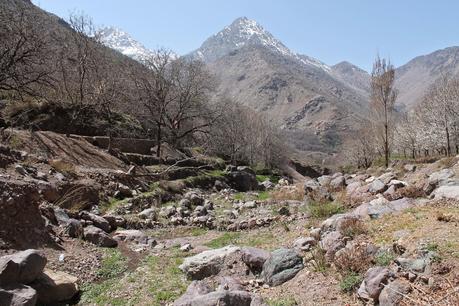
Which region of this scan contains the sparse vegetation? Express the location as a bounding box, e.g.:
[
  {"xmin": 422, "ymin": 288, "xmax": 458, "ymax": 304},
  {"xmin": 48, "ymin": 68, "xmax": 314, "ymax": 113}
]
[
  {"xmin": 267, "ymin": 297, "xmax": 298, "ymax": 306},
  {"xmin": 310, "ymin": 247, "xmax": 329, "ymax": 273},
  {"xmin": 340, "ymin": 272, "xmax": 363, "ymax": 293},
  {"xmin": 205, "ymin": 232, "xmax": 241, "ymax": 248},
  {"xmin": 308, "ymin": 201, "xmax": 344, "ymax": 219},
  {"xmin": 374, "ymin": 249, "xmax": 396, "ymax": 266}
]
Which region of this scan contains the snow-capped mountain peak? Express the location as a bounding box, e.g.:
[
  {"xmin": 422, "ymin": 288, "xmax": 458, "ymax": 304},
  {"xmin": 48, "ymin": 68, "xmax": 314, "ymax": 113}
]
[
  {"xmin": 97, "ymin": 26, "xmax": 154, "ymax": 62},
  {"xmin": 189, "ymin": 17, "xmax": 330, "ymax": 72}
]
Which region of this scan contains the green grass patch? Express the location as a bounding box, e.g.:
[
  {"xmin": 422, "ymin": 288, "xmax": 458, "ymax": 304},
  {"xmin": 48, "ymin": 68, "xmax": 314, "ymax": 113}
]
[
  {"xmin": 146, "ymin": 249, "xmax": 189, "ymax": 304},
  {"xmin": 100, "ymin": 197, "xmax": 128, "ymax": 214},
  {"xmin": 257, "ymin": 191, "xmax": 270, "ymax": 201},
  {"xmin": 256, "ymin": 174, "xmax": 280, "ymax": 183},
  {"xmin": 205, "ymin": 169, "xmax": 225, "ymax": 177},
  {"xmin": 308, "ymin": 201, "xmax": 344, "ymax": 219},
  {"xmin": 267, "ymin": 297, "xmax": 298, "ymax": 306},
  {"xmin": 97, "ymin": 249, "xmax": 128, "ymax": 279},
  {"xmin": 205, "ymin": 232, "xmax": 241, "ymax": 248},
  {"xmin": 80, "ymin": 249, "xmax": 130, "ymax": 305},
  {"xmin": 340, "ymin": 272, "xmax": 363, "ymax": 293}
]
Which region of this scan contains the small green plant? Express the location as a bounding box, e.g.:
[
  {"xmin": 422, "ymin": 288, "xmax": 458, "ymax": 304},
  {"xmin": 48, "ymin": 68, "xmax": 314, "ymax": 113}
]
[
  {"xmin": 97, "ymin": 249, "xmax": 127, "ymax": 279},
  {"xmin": 374, "ymin": 250, "xmax": 395, "ymax": 266},
  {"xmin": 257, "ymin": 191, "xmax": 270, "ymax": 200},
  {"xmin": 340, "ymin": 272, "xmax": 363, "ymax": 293},
  {"xmin": 310, "ymin": 247, "xmax": 328, "ymax": 272},
  {"xmin": 426, "ymin": 242, "xmax": 439, "ymax": 252},
  {"xmin": 308, "ymin": 201, "xmax": 344, "ymax": 219},
  {"xmin": 205, "ymin": 232, "xmax": 241, "ymax": 248}
]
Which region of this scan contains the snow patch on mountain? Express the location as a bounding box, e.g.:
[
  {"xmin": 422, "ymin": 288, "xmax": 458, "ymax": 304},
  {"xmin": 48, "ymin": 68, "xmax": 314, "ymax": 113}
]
[
  {"xmin": 190, "ymin": 17, "xmax": 330, "ymax": 72},
  {"xmin": 97, "ymin": 27, "xmax": 154, "ymax": 62}
]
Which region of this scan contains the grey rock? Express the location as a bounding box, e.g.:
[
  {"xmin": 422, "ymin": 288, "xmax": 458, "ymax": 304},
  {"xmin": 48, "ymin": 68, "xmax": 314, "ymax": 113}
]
[
  {"xmin": 138, "ymin": 208, "xmax": 157, "ymax": 220},
  {"xmin": 113, "ymin": 229, "xmax": 148, "ymax": 244},
  {"xmin": 241, "ymin": 247, "xmax": 270, "ymax": 273},
  {"xmin": 0, "ymin": 249, "xmax": 47, "ymax": 286},
  {"xmin": 395, "ymin": 257, "xmax": 429, "ymax": 273},
  {"xmin": 179, "ymin": 246, "xmax": 240, "ymax": 280},
  {"xmin": 379, "ymin": 279, "xmax": 411, "ymax": 306},
  {"xmin": 369, "ymin": 179, "xmax": 387, "ymax": 193},
  {"xmin": 403, "ymin": 164, "xmax": 416, "ymax": 172},
  {"xmin": 304, "ymin": 179, "xmax": 320, "ymax": 193},
  {"xmin": 357, "ymin": 266, "xmax": 392, "ymax": 301},
  {"xmin": 0, "ymin": 285, "xmax": 37, "ymax": 306},
  {"xmin": 80, "ymin": 211, "xmax": 111, "ymax": 233},
  {"xmin": 428, "ymin": 169, "xmax": 454, "ymax": 186},
  {"xmin": 330, "ymin": 176, "xmax": 346, "ymax": 189},
  {"xmin": 261, "ymin": 248, "xmax": 304, "ymax": 286},
  {"xmin": 103, "ymin": 215, "xmax": 126, "ymax": 228},
  {"xmin": 64, "ymin": 219, "xmax": 83, "ymax": 238},
  {"xmin": 30, "ymin": 269, "xmax": 79, "ymax": 304},
  {"xmin": 83, "ymin": 226, "xmax": 117, "ymax": 247},
  {"xmin": 432, "ymin": 185, "xmax": 459, "ymax": 200},
  {"xmin": 293, "ymin": 237, "xmax": 316, "ymax": 252}
]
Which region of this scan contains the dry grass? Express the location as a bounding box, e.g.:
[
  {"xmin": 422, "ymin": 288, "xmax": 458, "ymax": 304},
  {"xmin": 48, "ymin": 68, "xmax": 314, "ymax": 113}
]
[
  {"xmin": 271, "ymin": 183, "xmax": 305, "ymax": 201},
  {"xmin": 50, "ymin": 159, "xmax": 77, "ymax": 176},
  {"xmin": 334, "ymin": 239, "xmax": 373, "ymax": 274},
  {"xmin": 338, "ymin": 218, "xmax": 367, "ymax": 238}
]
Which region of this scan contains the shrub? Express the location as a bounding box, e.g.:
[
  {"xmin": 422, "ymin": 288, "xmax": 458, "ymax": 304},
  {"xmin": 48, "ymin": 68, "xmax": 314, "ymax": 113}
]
[
  {"xmin": 340, "ymin": 272, "xmax": 363, "ymax": 293},
  {"xmin": 334, "ymin": 240, "xmax": 373, "ymax": 273},
  {"xmin": 339, "ymin": 218, "xmax": 367, "ymax": 238}
]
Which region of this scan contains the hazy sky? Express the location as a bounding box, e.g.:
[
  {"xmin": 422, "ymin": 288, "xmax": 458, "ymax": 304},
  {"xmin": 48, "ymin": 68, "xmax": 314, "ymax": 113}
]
[{"xmin": 32, "ymin": 0, "xmax": 459, "ymax": 71}]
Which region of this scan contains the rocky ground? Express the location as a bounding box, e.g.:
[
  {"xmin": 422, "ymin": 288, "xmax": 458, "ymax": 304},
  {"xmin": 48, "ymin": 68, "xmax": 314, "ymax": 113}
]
[{"xmin": 1, "ymin": 129, "xmax": 459, "ymax": 305}]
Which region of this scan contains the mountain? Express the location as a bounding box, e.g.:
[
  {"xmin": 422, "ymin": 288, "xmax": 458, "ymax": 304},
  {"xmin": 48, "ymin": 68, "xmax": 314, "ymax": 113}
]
[
  {"xmin": 331, "ymin": 61, "xmax": 370, "ymax": 96},
  {"xmin": 189, "ymin": 17, "xmax": 369, "ymax": 154},
  {"xmin": 395, "ymin": 46, "xmax": 459, "ymax": 108},
  {"xmin": 97, "ymin": 27, "xmax": 154, "ymax": 62}
]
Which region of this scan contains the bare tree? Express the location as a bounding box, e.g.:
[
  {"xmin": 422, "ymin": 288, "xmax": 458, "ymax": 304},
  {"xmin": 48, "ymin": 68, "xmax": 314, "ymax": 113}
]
[
  {"xmin": 164, "ymin": 59, "xmax": 217, "ymax": 147},
  {"xmin": 0, "ymin": 2, "xmax": 53, "ymax": 98},
  {"xmin": 55, "ymin": 12, "xmax": 99, "ymax": 135},
  {"xmin": 370, "ymin": 55, "xmax": 397, "ymax": 167},
  {"xmin": 131, "ymin": 49, "xmax": 176, "ymax": 158}
]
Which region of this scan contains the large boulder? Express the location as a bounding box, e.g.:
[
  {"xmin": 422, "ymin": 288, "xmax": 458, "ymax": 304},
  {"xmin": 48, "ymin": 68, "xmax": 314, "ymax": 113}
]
[
  {"xmin": 113, "ymin": 229, "xmax": 149, "ymax": 245},
  {"xmin": 261, "ymin": 248, "xmax": 304, "ymax": 286},
  {"xmin": 369, "ymin": 179, "xmax": 387, "ymax": 194},
  {"xmin": 240, "ymin": 247, "xmax": 270, "ymax": 273},
  {"xmin": 0, "ymin": 249, "xmax": 47, "ymax": 286},
  {"xmin": 432, "ymin": 185, "xmax": 459, "ymax": 200},
  {"xmin": 30, "ymin": 269, "xmax": 79, "ymax": 304},
  {"xmin": 225, "ymin": 169, "xmax": 258, "ymax": 192},
  {"xmin": 0, "ymin": 285, "xmax": 37, "ymax": 306},
  {"xmin": 428, "ymin": 169, "xmax": 454, "ymax": 186},
  {"xmin": 368, "ymin": 197, "xmax": 413, "ymax": 219},
  {"xmin": 80, "ymin": 211, "xmax": 111, "ymax": 232},
  {"xmin": 330, "ymin": 175, "xmax": 346, "ymax": 189},
  {"xmin": 83, "ymin": 226, "xmax": 117, "ymax": 247},
  {"xmin": 179, "ymin": 246, "xmax": 240, "ymax": 280}
]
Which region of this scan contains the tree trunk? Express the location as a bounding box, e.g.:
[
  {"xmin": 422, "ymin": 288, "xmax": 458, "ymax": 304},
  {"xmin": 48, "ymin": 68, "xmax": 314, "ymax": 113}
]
[
  {"xmin": 156, "ymin": 123, "xmax": 162, "ymax": 159},
  {"xmin": 384, "ymin": 123, "xmax": 389, "ymax": 168},
  {"xmin": 446, "ymin": 124, "xmax": 451, "ymax": 157}
]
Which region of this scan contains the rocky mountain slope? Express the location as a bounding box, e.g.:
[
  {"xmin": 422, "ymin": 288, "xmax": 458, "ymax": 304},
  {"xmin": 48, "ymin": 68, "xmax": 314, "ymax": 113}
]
[
  {"xmin": 395, "ymin": 46, "xmax": 459, "ymax": 108},
  {"xmin": 187, "ymin": 17, "xmax": 369, "ymax": 154}
]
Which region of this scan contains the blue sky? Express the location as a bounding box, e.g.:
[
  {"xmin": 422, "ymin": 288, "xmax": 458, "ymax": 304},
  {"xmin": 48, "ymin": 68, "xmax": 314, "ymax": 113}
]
[{"xmin": 32, "ymin": 0, "xmax": 459, "ymax": 71}]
